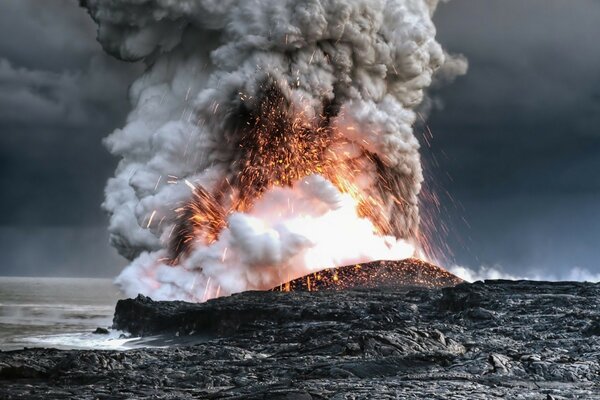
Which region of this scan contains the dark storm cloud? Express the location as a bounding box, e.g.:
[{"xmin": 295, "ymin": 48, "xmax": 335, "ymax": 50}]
[
  {"xmin": 0, "ymin": 0, "xmax": 100, "ymax": 71},
  {"xmin": 0, "ymin": 0, "xmax": 140, "ymax": 276},
  {"xmin": 0, "ymin": 227, "xmax": 125, "ymax": 278},
  {"xmin": 432, "ymin": 0, "xmax": 600, "ymax": 183},
  {"xmin": 429, "ymin": 0, "xmax": 600, "ymax": 275},
  {"xmin": 0, "ymin": 56, "xmax": 135, "ymax": 128},
  {"xmin": 0, "ymin": 0, "xmax": 141, "ymax": 227}
]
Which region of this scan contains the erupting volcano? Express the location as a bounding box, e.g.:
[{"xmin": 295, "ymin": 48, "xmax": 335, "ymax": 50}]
[
  {"xmin": 83, "ymin": 0, "xmax": 467, "ymax": 301},
  {"xmin": 168, "ymin": 83, "xmax": 411, "ymax": 264}
]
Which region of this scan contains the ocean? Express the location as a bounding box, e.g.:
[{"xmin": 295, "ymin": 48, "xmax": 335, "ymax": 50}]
[{"xmin": 0, "ymin": 277, "xmax": 138, "ymax": 351}]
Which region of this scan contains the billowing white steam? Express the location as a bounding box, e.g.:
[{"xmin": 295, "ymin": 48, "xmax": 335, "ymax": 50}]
[
  {"xmin": 119, "ymin": 175, "xmax": 415, "ymax": 300},
  {"xmin": 83, "ymin": 0, "xmax": 466, "ymax": 301}
]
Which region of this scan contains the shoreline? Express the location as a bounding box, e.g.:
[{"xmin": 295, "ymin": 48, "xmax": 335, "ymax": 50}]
[{"xmin": 1, "ymin": 281, "xmax": 600, "ymax": 398}]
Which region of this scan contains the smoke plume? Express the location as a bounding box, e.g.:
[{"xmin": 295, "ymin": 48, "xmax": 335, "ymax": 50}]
[{"xmin": 83, "ymin": 0, "xmax": 466, "ymax": 301}]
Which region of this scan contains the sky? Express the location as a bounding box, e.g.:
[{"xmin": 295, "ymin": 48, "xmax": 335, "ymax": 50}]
[{"xmin": 0, "ymin": 0, "xmax": 598, "ymax": 279}]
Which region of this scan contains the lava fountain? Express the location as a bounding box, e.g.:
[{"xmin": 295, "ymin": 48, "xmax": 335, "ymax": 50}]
[{"xmin": 83, "ymin": 0, "xmax": 467, "ymax": 301}]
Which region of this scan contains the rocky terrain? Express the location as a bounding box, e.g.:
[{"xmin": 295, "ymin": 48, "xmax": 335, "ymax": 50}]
[{"xmin": 1, "ymin": 279, "xmax": 600, "ymax": 399}]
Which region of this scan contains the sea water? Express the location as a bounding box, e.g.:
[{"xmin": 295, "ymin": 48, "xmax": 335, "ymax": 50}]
[{"xmin": 0, "ymin": 277, "xmax": 139, "ymax": 351}]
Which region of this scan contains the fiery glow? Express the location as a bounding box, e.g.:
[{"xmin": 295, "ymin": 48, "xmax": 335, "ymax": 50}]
[
  {"xmin": 135, "ymin": 82, "xmax": 426, "ymax": 301},
  {"xmin": 170, "ymin": 84, "xmax": 416, "ymax": 263},
  {"xmin": 91, "ymin": 0, "xmax": 466, "ymax": 303},
  {"xmin": 273, "ymin": 258, "xmax": 462, "ymax": 292}
]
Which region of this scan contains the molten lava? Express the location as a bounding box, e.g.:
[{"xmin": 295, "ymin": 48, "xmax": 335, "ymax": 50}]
[
  {"xmin": 272, "ymin": 258, "xmax": 462, "ymax": 292},
  {"xmin": 169, "ymin": 83, "xmax": 419, "ymax": 268},
  {"xmin": 155, "ymin": 82, "xmax": 448, "ymax": 300},
  {"xmin": 91, "ymin": 0, "xmax": 466, "ymax": 303}
]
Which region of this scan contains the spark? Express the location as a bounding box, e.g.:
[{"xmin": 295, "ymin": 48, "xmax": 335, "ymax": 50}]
[
  {"xmin": 184, "ymin": 179, "xmax": 196, "ymax": 191},
  {"xmin": 165, "ymin": 82, "xmax": 434, "ymax": 294},
  {"xmin": 272, "ymin": 259, "xmax": 461, "ymax": 292},
  {"xmin": 221, "ymin": 247, "xmax": 228, "ymax": 263},
  {"xmin": 147, "ymin": 210, "xmax": 157, "ymax": 228},
  {"xmin": 154, "ymin": 176, "xmax": 162, "ymax": 192},
  {"xmin": 202, "ymin": 277, "xmax": 212, "ymax": 302}
]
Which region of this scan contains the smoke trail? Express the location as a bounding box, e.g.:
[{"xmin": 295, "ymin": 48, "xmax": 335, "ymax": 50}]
[{"xmin": 83, "ymin": 0, "xmax": 466, "ymax": 301}]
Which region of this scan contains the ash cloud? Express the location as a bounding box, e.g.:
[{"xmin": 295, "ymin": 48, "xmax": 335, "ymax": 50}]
[
  {"xmin": 82, "ymin": 0, "xmax": 466, "ymax": 300},
  {"xmin": 450, "ymin": 264, "xmax": 600, "ymax": 283}
]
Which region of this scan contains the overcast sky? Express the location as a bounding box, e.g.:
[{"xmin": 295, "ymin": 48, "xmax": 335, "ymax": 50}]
[
  {"xmin": 429, "ymin": 0, "xmax": 600, "ymax": 278},
  {"xmin": 0, "ymin": 0, "xmax": 598, "ymax": 278}
]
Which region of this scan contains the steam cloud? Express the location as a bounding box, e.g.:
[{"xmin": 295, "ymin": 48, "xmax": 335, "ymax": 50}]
[
  {"xmin": 449, "ymin": 264, "xmax": 600, "ymax": 283},
  {"xmin": 83, "ymin": 0, "xmax": 466, "ymax": 301}
]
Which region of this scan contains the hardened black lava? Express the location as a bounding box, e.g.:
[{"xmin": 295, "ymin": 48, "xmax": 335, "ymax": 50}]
[{"xmin": 2, "ymin": 280, "xmax": 600, "ymax": 398}]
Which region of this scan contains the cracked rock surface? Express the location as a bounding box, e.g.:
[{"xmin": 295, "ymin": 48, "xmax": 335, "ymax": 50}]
[{"xmin": 1, "ymin": 280, "xmax": 600, "ymax": 399}]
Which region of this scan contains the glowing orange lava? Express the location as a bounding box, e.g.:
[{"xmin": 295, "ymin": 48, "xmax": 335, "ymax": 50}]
[
  {"xmin": 272, "ymin": 258, "xmax": 462, "ymax": 292},
  {"xmin": 168, "ymin": 82, "xmax": 433, "ymax": 291}
]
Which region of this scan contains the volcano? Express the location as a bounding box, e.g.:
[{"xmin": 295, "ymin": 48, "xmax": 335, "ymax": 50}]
[
  {"xmin": 272, "ymin": 258, "xmax": 462, "ymax": 292},
  {"xmin": 83, "ymin": 0, "xmax": 469, "ymax": 303}
]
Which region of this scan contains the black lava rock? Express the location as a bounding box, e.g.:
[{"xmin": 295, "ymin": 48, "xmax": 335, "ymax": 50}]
[{"xmin": 1, "ymin": 281, "xmax": 600, "ymax": 399}]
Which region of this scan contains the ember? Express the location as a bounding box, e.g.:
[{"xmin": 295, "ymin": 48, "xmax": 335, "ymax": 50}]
[
  {"xmin": 272, "ymin": 258, "xmax": 462, "ymax": 292},
  {"xmin": 86, "ymin": 0, "xmax": 468, "ymax": 302},
  {"xmin": 169, "ymin": 83, "xmax": 416, "ymax": 264}
]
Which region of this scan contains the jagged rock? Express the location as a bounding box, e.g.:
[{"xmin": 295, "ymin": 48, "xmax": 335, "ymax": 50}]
[
  {"xmin": 93, "ymin": 327, "xmax": 110, "ymax": 335},
  {"xmin": 583, "ymin": 320, "xmax": 600, "ymax": 337},
  {"xmin": 1, "ymin": 280, "xmax": 600, "ymax": 399}
]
